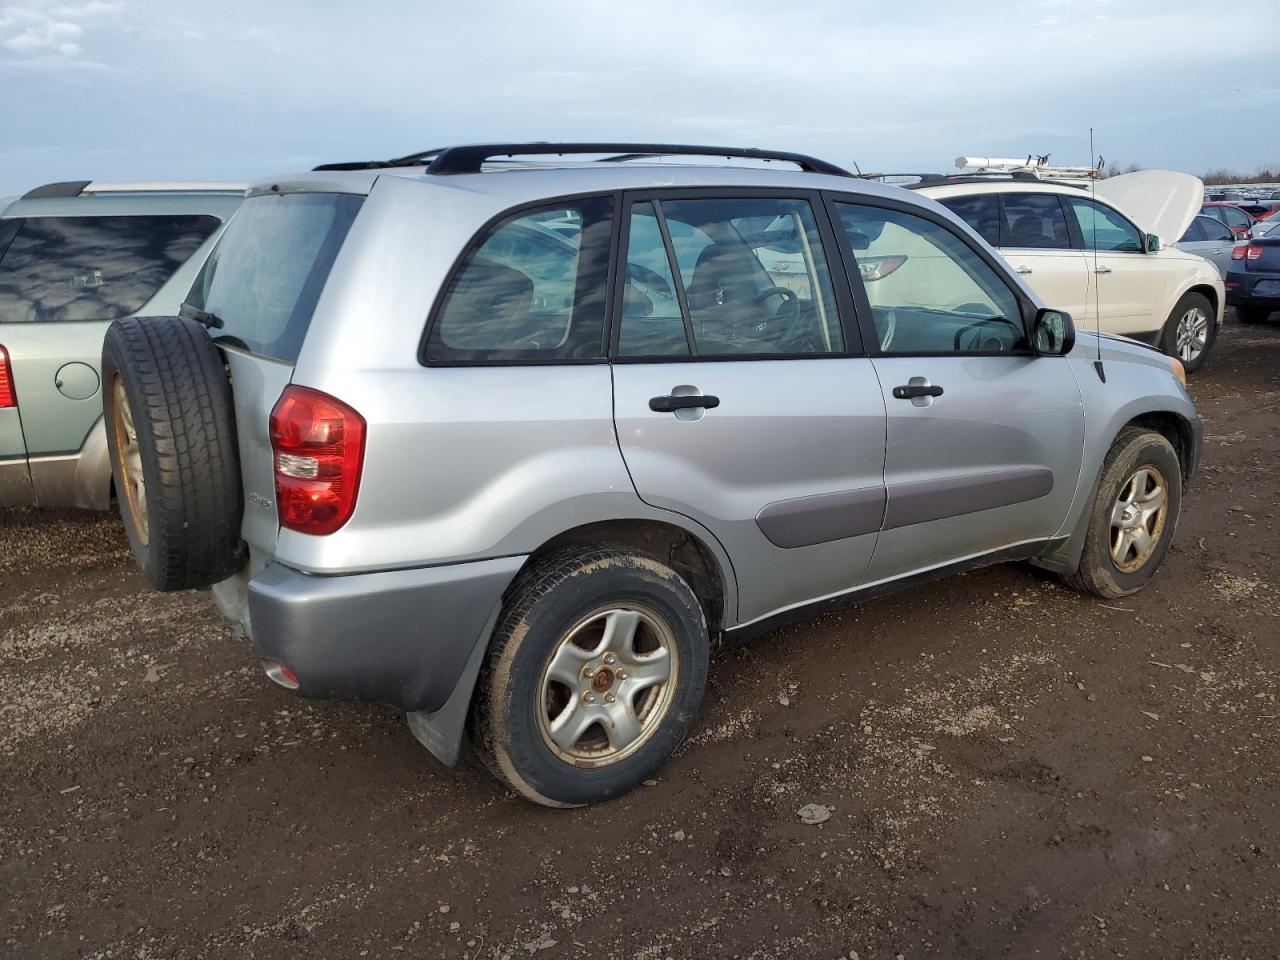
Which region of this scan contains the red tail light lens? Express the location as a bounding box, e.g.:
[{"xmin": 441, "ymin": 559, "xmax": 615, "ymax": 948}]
[
  {"xmin": 1232, "ymin": 245, "xmax": 1248, "ymax": 260},
  {"xmin": 269, "ymin": 386, "xmax": 365, "ymax": 535},
  {"xmin": 0, "ymin": 346, "xmax": 15, "ymax": 408},
  {"xmin": 1246, "ymin": 244, "xmax": 1264, "ymax": 260}
]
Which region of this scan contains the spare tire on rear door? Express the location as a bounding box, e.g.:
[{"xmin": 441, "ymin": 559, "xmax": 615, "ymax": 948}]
[{"xmin": 102, "ymin": 316, "xmax": 244, "ymax": 591}]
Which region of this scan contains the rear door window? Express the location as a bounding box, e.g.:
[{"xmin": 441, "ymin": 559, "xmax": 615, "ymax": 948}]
[
  {"xmin": 0, "ymin": 215, "xmax": 218, "ymax": 324},
  {"xmin": 424, "ymin": 197, "xmax": 614, "ymax": 363},
  {"xmin": 1000, "ymin": 193, "xmax": 1072, "ymax": 249},
  {"xmin": 618, "ymin": 196, "xmax": 845, "ymax": 357},
  {"xmin": 188, "ymin": 193, "xmax": 362, "ymax": 362},
  {"xmin": 938, "ymin": 194, "xmax": 1001, "ymax": 247}
]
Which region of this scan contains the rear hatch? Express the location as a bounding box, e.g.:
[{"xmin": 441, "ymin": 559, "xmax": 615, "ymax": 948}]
[{"xmin": 183, "ymin": 189, "xmax": 365, "ymax": 561}]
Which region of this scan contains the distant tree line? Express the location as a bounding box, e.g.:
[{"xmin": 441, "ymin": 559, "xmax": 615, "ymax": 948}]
[
  {"xmin": 1101, "ymin": 162, "xmax": 1279, "ymax": 184},
  {"xmin": 1200, "ymin": 167, "xmax": 1280, "ymax": 185}
]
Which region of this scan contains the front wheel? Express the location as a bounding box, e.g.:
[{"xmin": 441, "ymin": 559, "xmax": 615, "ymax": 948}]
[
  {"xmin": 1160, "ymin": 293, "xmax": 1215, "ymax": 373},
  {"xmin": 1061, "ymin": 427, "xmax": 1182, "ymax": 598},
  {"xmin": 470, "ymin": 547, "xmax": 710, "ymax": 807}
]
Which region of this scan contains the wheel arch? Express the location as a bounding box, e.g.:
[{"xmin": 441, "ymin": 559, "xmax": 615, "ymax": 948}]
[{"xmin": 519, "ymin": 517, "xmax": 733, "ymax": 639}]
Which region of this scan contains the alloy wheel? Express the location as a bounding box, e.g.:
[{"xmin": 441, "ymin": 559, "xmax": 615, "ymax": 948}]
[
  {"xmin": 111, "ymin": 375, "xmax": 149, "ymax": 545},
  {"xmin": 1109, "ymin": 465, "xmax": 1168, "ymax": 573}
]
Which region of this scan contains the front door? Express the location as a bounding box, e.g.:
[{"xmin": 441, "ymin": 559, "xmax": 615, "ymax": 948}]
[
  {"xmin": 996, "ymin": 192, "xmax": 1091, "ymax": 320},
  {"xmin": 610, "ymin": 192, "xmax": 887, "ymax": 626},
  {"xmin": 828, "ymin": 197, "xmax": 1085, "ymax": 584}
]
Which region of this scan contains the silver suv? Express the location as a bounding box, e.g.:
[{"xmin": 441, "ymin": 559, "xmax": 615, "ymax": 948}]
[{"xmin": 104, "ymin": 144, "xmax": 1201, "ymax": 807}]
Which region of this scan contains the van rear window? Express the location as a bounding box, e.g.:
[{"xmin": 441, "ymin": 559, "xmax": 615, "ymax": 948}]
[{"xmin": 188, "ymin": 193, "xmax": 362, "ymax": 362}]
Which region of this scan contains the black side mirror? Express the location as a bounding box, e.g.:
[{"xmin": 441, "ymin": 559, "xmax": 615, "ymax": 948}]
[{"xmin": 1033, "ymin": 308, "xmax": 1075, "ymax": 356}]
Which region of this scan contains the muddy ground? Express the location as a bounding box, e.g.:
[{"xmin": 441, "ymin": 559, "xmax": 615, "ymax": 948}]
[{"xmin": 2, "ymin": 312, "xmax": 1278, "ymax": 960}]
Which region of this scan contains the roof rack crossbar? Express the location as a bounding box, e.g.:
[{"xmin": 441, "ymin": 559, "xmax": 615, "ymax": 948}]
[{"xmin": 315, "ymin": 143, "xmax": 854, "ymax": 177}]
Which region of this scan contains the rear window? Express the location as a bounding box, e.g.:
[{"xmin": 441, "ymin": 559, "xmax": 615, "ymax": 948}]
[
  {"xmin": 0, "ymin": 214, "xmax": 219, "ymax": 324},
  {"xmin": 188, "ymin": 193, "xmax": 362, "ymax": 362}
]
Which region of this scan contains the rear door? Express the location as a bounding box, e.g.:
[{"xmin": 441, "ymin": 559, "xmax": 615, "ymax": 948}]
[
  {"xmin": 827, "ymin": 196, "xmax": 1084, "ymax": 583},
  {"xmin": 610, "ymin": 190, "xmax": 887, "ymax": 626},
  {"xmin": 0, "ymin": 211, "xmax": 222, "ymax": 504}
]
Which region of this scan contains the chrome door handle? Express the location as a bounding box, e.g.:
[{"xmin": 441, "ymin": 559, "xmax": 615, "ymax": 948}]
[
  {"xmin": 1094, "ymin": 265, "xmax": 1112, "ymax": 274},
  {"xmin": 1015, "ymin": 265, "xmax": 1033, "ymax": 275}
]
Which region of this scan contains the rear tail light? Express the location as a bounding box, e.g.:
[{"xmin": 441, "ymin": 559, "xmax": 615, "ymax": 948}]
[
  {"xmin": 1233, "ymin": 244, "xmax": 1265, "ymax": 261},
  {"xmin": 0, "ymin": 346, "xmax": 16, "ymax": 408},
  {"xmin": 269, "ymin": 385, "xmax": 365, "ymax": 535}
]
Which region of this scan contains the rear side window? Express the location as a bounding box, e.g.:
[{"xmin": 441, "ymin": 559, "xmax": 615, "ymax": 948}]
[
  {"xmin": 0, "ymin": 215, "xmax": 218, "ymax": 324},
  {"xmin": 1178, "ymin": 218, "xmax": 1205, "ymax": 242},
  {"xmin": 188, "ymin": 193, "xmax": 361, "ymax": 362},
  {"xmin": 1000, "ymin": 193, "xmax": 1072, "ymax": 249},
  {"xmin": 425, "ymin": 197, "xmax": 614, "ymax": 363},
  {"xmin": 938, "ymin": 194, "xmax": 1000, "ymax": 247}
]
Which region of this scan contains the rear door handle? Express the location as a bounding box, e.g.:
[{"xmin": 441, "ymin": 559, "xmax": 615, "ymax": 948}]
[
  {"xmin": 1015, "ymin": 265, "xmax": 1033, "ymax": 275},
  {"xmin": 1094, "ymin": 265, "xmax": 1112, "ymax": 274},
  {"xmin": 891, "ymin": 382, "xmax": 944, "ymax": 400},
  {"xmin": 649, "ymin": 393, "xmax": 720, "ymax": 413}
]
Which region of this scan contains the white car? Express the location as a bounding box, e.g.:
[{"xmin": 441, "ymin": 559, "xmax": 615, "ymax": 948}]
[{"xmin": 918, "ymin": 171, "xmax": 1225, "ymax": 371}]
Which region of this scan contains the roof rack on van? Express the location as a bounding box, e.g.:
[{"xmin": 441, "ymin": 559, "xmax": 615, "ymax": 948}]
[
  {"xmin": 20, "ymin": 180, "xmax": 246, "ymax": 199},
  {"xmin": 314, "ymin": 142, "xmax": 855, "ymax": 178}
]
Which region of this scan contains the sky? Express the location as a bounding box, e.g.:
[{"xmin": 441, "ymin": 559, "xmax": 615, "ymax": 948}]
[{"xmin": 1, "ymin": 0, "xmax": 1277, "ymax": 196}]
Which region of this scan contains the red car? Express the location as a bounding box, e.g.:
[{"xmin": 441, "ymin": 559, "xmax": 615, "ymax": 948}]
[{"xmin": 1200, "ymin": 202, "xmax": 1256, "ymax": 239}]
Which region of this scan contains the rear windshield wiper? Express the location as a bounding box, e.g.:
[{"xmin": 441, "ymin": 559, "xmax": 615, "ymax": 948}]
[{"xmin": 179, "ymin": 302, "xmax": 224, "ymax": 329}]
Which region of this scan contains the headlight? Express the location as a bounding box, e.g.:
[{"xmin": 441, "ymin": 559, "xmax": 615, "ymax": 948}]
[{"xmin": 1168, "ymin": 355, "xmax": 1187, "ymax": 389}]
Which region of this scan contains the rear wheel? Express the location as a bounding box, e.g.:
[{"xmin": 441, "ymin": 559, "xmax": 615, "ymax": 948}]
[
  {"xmin": 1160, "ymin": 292, "xmax": 1215, "ymax": 373},
  {"xmin": 1237, "ymin": 305, "xmax": 1272, "ymax": 324},
  {"xmin": 1062, "ymin": 427, "xmax": 1182, "ymax": 598},
  {"xmin": 470, "ymin": 547, "xmax": 709, "ymax": 807}
]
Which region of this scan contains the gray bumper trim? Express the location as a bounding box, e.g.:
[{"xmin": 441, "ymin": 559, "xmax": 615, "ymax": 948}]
[{"xmin": 248, "ymin": 555, "xmax": 525, "ymax": 714}]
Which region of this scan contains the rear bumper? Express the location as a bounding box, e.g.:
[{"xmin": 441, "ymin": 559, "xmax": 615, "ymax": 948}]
[
  {"xmin": 1225, "ymin": 270, "xmax": 1280, "ymax": 305},
  {"xmin": 247, "ymin": 555, "xmax": 525, "ymax": 714}
]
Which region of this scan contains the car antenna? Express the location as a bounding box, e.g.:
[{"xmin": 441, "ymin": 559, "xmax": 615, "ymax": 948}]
[{"xmin": 1090, "ymin": 127, "xmax": 1106, "ymax": 383}]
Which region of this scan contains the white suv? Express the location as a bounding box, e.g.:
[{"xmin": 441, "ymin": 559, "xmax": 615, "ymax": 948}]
[{"xmin": 917, "ymin": 171, "xmax": 1224, "ymax": 371}]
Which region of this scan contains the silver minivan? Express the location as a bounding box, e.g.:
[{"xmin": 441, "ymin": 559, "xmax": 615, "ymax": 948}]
[
  {"xmin": 103, "ymin": 144, "xmax": 1201, "ymax": 806},
  {"xmin": 0, "ymin": 181, "xmax": 241, "ymax": 510}
]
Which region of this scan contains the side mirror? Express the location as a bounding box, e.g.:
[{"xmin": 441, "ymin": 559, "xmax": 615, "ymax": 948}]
[
  {"xmin": 1033, "ymin": 308, "xmax": 1075, "ymax": 356},
  {"xmin": 1145, "ymin": 233, "xmax": 1163, "ymax": 253}
]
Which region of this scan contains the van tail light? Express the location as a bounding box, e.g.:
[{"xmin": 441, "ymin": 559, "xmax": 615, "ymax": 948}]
[
  {"xmin": 0, "ymin": 346, "xmax": 16, "ymax": 408},
  {"xmin": 269, "ymin": 386, "xmax": 365, "ymax": 535}
]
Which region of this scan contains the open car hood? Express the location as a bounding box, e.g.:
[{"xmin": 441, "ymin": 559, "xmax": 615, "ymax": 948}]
[{"xmin": 1092, "ymin": 170, "xmax": 1204, "ymax": 244}]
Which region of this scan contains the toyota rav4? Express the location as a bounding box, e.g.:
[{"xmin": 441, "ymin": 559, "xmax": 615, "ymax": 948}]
[{"xmin": 103, "ymin": 143, "xmax": 1201, "ymax": 807}]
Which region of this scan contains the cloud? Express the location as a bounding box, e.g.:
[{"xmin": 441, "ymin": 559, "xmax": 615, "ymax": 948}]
[{"xmin": 0, "ymin": 0, "xmax": 118, "ymax": 64}]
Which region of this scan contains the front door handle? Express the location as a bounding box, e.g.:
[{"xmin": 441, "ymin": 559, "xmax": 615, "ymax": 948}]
[
  {"xmin": 1094, "ymin": 265, "xmax": 1112, "ymax": 274},
  {"xmin": 649, "ymin": 393, "xmax": 720, "ymax": 413},
  {"xmin": 892, "ymin": 382, "xmax": 944, "ymax": 400}
]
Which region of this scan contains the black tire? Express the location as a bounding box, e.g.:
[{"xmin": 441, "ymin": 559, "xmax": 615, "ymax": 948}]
[
  {"xmin": 470, "ymin": 547, "xmax": 710, "ymax": 807},
  {"xmin": 1159, "ymin": 292, "xmax": 1215, "ymax": 373},
  {"xmin": 1061, "ymin": 427, "xmax": 1182, "ymax": 599},
  {"xmin": 1237, "ymin": 305, "xmax": 1272, "ymax": 324},
  {"xmin": 102, "ymin": 316, "xmax": 244, "ymax": 592}
]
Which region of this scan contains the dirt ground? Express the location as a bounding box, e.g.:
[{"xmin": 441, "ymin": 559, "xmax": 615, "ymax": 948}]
[{"xmin": 2, "ymin": 312, "xmax": 1277, "ymax": 960}]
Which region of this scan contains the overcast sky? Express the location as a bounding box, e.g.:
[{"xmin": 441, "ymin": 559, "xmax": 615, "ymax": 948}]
[{"xmin": 1, "ymin": 0, "xmax": 1277, "ymax": 195}]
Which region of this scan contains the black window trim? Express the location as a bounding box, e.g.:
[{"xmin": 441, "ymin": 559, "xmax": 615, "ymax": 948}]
[
  {"xmin": 823, "ymin": 190, "xmax": 1044, "ymax": 360},
  {"xmin": 608, "ymin": 185, "xmax": 866, "ymax": 364},
  {"xmin": 418, "ymin": 189, "xmax": 623, "ymax": 368}
]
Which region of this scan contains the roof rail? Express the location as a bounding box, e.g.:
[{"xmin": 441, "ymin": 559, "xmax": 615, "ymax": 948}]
[
  {"xmin": 315, "ymin": 142, "xmax": 855, "ymax": 177},
  {"xmin": 22, "ymin": 181, "xmax": 92, "ymax": 199},
  {"xmin": 19, "ymin": 180, "xmax": 246, "ymax": 200}
]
